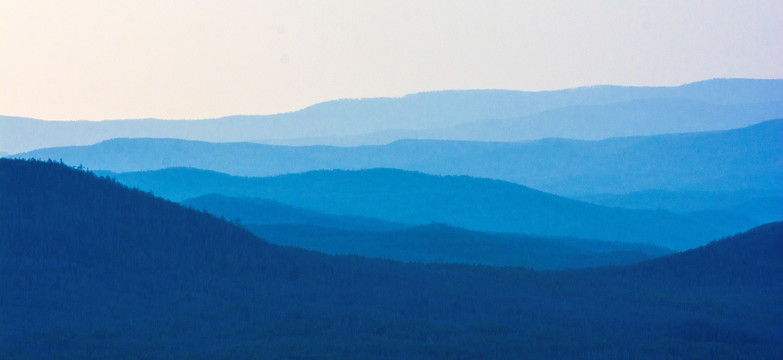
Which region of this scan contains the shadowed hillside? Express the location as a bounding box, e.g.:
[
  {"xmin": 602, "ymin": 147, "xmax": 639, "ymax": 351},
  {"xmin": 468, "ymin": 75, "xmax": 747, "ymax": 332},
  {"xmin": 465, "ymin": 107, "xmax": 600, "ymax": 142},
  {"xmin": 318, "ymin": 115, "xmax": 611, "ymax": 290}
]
[
  {"xmin": 107, "ymin": 167, "xmax": 753, "ymax": 249},
  {"xmin": 619, "ymin": 221, "xmax": 783, "ymax": 288},
  {"xmin": 247, "ymin": 223, "xmax": 672, "ymax": 269},
  {"xmin": 182, "ymin": 194, "xmax": 671, "ymax": 269},
  {"xmin": 1, "ymin": 159, "xmax": 781, "ymax": 358},
  {"xmin": 181, "ymin": 194, "xmax": 406, "ymax": 232}
]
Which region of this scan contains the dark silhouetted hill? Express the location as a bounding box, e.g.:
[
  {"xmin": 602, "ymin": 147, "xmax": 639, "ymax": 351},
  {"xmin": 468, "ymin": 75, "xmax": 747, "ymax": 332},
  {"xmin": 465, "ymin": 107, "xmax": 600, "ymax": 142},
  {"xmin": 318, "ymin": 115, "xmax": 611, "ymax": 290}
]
[
  {"xmin": 622, "ymin": 221, "xmax": 783, "ymax": 287},
  {"xmin": 1, "ymin": 159, "xmax": 781, "ymax": 358},
  {"xmin": 106, "ymin": 167, "xmax": 753, "ymax": 249}
]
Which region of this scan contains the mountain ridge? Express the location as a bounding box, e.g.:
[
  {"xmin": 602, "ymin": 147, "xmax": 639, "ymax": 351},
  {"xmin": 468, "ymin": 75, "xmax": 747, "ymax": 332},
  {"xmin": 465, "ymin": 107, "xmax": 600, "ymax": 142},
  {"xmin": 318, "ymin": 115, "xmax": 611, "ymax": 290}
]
[
  {"xmin": 104, "ymin": 166, "xmax": 755, "ymax": 249},
  {"xmin": 3, "ymin": 78, "xmax": 782, "ymax": 153},
  {"xmin": 18, "ymin": 119, "xmax": 783, "ymax": 196},
  {"xmin": 181, "ymin": 194, "xmax": 407, "ymax": 232},
  {"xmin": 182, "ymin": 193, "xmax": 672, "ymax": 269},
  {"xmin": 248, "ymin": 223, "xmax": 672, "ymax": 269},
  {"xmin": 260, "ymin": 98, "xmax": 783, "ymax": 146}
]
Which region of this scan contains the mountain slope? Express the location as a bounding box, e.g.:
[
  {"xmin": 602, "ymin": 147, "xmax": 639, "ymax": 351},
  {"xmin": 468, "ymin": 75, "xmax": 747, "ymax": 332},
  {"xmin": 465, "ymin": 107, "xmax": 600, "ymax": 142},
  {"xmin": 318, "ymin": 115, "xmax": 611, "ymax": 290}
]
[
  {"xmin": 1, "ymin": 159, "xmax": 781, "ymax": 358},
  {"xmin": 622, "ymin": 221, "xmax": 783, "ymax": 287},
  {"xmin": 181, "ymin": 194, "xmax": 672, "ymax": 269},
  {"xmin": 181, "ymin": 194, "xmax": 406, "ymax": 232},
  {"xmin": 248, "ymin": 223, "xmax": 672, "ymax": 269},
  {"xmin": 107, "ymin": 167, "xmax": 750, "ymax": 249},
  {"xmin": 3, "ymin": 78, "xmax": 782, "ymax": 153},
  {"xmin": 19, "ymin": 119, "xmax": 783, "ymax": 196}
]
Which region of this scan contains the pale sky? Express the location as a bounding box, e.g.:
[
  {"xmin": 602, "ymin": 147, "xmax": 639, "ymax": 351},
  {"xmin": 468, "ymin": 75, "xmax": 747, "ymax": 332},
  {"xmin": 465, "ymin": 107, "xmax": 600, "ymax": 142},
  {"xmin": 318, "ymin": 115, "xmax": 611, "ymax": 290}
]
[{"xmin": 1, "ymin": 0, "xmax": 781, "ymax": 120}]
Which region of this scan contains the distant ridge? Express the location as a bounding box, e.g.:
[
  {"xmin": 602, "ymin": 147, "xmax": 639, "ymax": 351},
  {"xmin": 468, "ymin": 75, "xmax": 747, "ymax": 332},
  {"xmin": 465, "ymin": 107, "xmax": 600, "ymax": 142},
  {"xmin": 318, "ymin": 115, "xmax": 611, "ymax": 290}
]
[
  {"xmin": 578, "ymin": 189, "xmax": 783, "ymax": 225},
  {"xmin": 106, "ymin": 167, "xmax": 753, "ymax": 249},
  {"xmin": 3, "ymin": 78, "xmax": 782, "ymax": 153},
  {"xmin": 20, "ymin": 119, "xmax": 783, "ymax": 196},
  {"xmin": 181, "ymin": 194, "xmax": 406, "ymax": 232},
  {"xmin": 183, "ymin": 194, "xmax": 672, "ymax": 269},
  {"xmin": 248, "ymin": 223, "xmax": 672, "ymax": 269}
]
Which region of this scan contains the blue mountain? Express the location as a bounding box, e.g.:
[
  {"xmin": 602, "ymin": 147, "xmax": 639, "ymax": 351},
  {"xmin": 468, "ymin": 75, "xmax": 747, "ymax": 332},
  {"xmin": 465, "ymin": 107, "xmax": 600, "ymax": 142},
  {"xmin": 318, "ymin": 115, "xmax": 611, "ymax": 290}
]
[
  {"xmin": 3, "ymin": 78, "xmax": 781, "ymax": 153},
  {"xmin": 181, "ymin": 194, "xmax": 406, "ymax": 232},
  {"xmin": 182, "ymin": 194, "xmax": 672, "ymax": 269},
  {"xmin": 275, "ymin": 98, "xmax": 783, "ymax": 145},
  {"xmin": 105, "ymin": 167, "xmax": 755, "ymax": 249},
  {"xmin": 19, "ymin": 119, "xmax": 783, "ymax": 196}
]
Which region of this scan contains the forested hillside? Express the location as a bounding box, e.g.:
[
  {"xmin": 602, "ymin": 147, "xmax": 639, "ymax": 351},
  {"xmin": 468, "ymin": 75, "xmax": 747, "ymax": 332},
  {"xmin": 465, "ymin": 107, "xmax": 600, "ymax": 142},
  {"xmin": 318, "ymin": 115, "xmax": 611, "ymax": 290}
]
[{"xmin": 1, "ymin": 159, "xmax": 781, "ymax": 358}]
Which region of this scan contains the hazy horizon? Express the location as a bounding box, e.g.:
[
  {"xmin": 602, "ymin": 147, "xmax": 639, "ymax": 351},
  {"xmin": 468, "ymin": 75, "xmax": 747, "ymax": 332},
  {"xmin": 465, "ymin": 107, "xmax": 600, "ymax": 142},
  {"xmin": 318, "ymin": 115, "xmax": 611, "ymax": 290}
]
[
  {"xmin": 3, "ymin": 77, "xmax": 781, "ymax": 122},
  {"xmin": 2, "ymin": 1, "xmax": 782, "ymax": 121}
]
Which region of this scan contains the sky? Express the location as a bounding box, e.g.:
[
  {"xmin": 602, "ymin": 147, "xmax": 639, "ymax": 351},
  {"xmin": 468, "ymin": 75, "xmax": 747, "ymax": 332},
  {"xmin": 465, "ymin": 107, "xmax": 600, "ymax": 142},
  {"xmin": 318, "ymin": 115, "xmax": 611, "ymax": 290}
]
[{"xmin": 1, "ymin": 0, "xmax": 781, "ymax": 121}]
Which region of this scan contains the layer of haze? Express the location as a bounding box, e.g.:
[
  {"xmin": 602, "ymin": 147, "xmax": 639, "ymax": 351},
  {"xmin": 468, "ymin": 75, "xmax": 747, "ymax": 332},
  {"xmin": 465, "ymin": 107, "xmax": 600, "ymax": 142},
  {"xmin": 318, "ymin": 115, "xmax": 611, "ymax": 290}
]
[{"xmin": 1, "ymin": 0, "xmax": 781, "ymax": 120}]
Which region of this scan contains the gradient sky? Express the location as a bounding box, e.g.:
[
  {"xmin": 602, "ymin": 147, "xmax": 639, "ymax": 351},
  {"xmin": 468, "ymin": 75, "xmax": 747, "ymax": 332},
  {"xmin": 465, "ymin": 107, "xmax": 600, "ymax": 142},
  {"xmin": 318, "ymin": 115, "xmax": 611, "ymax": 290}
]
[{"xmin": 1, "ymin": 0, "xmax": 781, "ymax": 120}]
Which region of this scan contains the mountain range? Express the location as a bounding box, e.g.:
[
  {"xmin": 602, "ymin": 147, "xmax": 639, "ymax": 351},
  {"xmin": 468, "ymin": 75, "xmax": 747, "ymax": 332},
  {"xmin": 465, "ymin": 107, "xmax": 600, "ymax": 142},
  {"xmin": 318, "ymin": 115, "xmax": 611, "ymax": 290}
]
[
  {"xmin": 270, "ymin": 98, "xmax": 783, "ymax": 146},
  {"xmin": 182, "ymin": 194, "xmax": 672, "ymax": 269},
  {"xmin": 578, "ymin": 189, "xmax": 783, "ymax": 225},
  {"xmin": 181, "ymin": 194, "xmax": 406, "ymax": 232},
  {"xmin": 3, "ymin": 78, "xmax": 782, "ymax": 154},
  {"xmin": 2, "ymin": 158, "xmax": 781, "ymax": 358},
  {"xmin": 19, "ymin": 119, "xmax": 783, "ymax": 196},
  {"xmin": 102, "ymin": 167, "xmax": 756, "ymax": 249},
  {"xmin": 4, "ymin": 78, "xmax": 782, "ymax": 357}
]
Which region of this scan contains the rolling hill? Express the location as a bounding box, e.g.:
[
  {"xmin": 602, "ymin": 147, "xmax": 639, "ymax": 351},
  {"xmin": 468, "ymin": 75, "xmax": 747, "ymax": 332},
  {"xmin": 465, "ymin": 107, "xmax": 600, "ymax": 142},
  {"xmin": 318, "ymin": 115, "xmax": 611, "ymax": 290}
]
[
  {"xmin": 2, "ymin": 158, "xmax": 781, "ymax": 358},
  {"xmin": 106, "ymin": 167, "xmax": 754, "ymax": 249},
  {"xmin": 181, "ymin": 194, "xmax": 406, "ymax": 232},
  {"xmin": 182, "ymin": 194, "xmax": 672, "ymax": 269},
  {"xmin": 247, "ymin": 223, "xmax": 671, "ymax": 269},
  {"xmin": 578, "ymin": 189, "xmax": 783, "ymax": 224},
  {"xmin": 18, "ymin": 119, "xmax": 783, "ymax": 196},
  {"xmin": 3, "ymin": 78, "xmax": 782, "ymax": 153}
]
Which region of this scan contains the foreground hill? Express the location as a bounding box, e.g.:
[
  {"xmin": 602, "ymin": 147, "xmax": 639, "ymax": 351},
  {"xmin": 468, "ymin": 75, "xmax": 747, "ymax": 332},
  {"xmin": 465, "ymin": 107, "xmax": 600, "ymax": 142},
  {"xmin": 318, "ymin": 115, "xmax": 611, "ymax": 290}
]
[
  {"xmin": 182, "ymin": 194, "xmax": 671, "ymax": 269},
  {"xmin": 109, "ymin": 167, "xmax": 751, "ymax": 249},
  {"xmin": 19, "ymin": 119, "xmax": 783, "ymax": 196},
  {"xmin": 1, "ymin": 159, "xmax": 781, "ymax": 358},
  {"xmin": 3, "ymin": 78, "xmax": 782, "ymax": 153}
]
